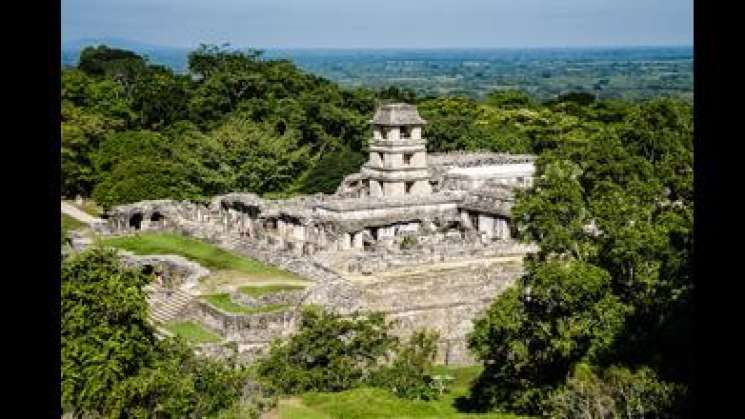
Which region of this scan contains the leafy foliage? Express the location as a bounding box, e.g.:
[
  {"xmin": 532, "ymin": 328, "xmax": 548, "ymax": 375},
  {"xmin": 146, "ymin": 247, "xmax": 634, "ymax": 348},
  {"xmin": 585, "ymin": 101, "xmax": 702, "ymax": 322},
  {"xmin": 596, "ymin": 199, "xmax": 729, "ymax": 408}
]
[
  {"xmin": 370, "ymin": 330, "xmax": 440, "ymax": 400},
  {"xmin": 465, "ymin": 98, "xmax": 693, "ymax": 416},
  {"xmin": 256, "ymin": 307, "xmax": 440, "ymax": 400},
  {"xmin": 256, "ymin": 307, "xmax": 396, "ymax": 394},
  {"xmin": 61, "ymin": 248, "xmax": 256, "ymax": 418},
  {"xmin": 543, "ymin": 363, "xmax": 686, "ymax": 419}
]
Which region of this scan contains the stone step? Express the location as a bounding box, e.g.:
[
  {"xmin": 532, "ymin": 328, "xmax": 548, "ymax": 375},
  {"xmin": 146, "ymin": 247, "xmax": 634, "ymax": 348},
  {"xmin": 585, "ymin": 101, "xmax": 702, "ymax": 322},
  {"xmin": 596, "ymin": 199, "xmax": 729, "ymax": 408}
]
[
  {"xmin": 146, "ymin": 284, "xmax": 195, "ymax": 324},
  {"xmin": 152, "ymin": 302, "xmax": 191, "ymax": 315},
  {"xmin": 149, "ymin": 293, "xmax": 190, "ymax": 302},
  {"xmin": 152, "ymin": 302, "xmax": 188, "ymax": 315},
  {"xmin": 150, "ymin": 293, "xmax": 192, "ymax": 304}
]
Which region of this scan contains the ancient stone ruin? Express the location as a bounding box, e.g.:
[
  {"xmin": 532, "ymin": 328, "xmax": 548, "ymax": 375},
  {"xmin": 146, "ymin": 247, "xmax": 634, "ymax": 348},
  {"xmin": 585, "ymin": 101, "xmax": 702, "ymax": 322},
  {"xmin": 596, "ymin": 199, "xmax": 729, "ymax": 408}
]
[{"xmin": 100, "ymin": 103, "xmax": 538, "ymax": 364}]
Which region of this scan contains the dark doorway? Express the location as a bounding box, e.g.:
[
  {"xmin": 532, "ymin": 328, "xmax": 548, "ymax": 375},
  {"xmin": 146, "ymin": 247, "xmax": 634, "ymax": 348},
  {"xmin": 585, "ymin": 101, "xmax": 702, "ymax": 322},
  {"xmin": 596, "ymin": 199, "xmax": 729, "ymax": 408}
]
[
  {"xmin": 129, "ymin": 213, "xmax": 143, "ymax": 230},
  {"xmin": 150, "ymin": 212, "xmax": 164, "ymax": 222}
]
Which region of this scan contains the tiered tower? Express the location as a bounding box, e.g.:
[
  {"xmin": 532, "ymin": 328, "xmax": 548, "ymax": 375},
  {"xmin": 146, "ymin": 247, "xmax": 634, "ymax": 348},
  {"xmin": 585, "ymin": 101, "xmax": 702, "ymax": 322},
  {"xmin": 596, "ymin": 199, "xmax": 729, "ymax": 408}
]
[{"xmin": 362, "ymin": 103, "xmax": 432, "ymax": 198}]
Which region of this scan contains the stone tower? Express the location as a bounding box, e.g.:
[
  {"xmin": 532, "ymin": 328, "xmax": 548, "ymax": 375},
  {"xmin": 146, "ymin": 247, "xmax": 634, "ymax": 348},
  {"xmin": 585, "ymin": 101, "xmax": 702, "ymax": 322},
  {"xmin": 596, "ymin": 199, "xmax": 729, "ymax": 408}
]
[{"xmin": 362, "ymin": 103, "xmax": 432, "ymax": 198}]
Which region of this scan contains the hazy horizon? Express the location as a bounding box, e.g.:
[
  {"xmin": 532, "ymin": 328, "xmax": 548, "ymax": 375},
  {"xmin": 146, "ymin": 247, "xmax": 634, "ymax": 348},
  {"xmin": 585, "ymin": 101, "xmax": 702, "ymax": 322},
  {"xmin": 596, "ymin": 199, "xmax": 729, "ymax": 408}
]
[
  {"xmin": 63, "ymin": 0, "xmax": 692, "ymax": 50},
  {"xmin": 63, "ymin": 36, "xmax": 692, "ymax": 52}
]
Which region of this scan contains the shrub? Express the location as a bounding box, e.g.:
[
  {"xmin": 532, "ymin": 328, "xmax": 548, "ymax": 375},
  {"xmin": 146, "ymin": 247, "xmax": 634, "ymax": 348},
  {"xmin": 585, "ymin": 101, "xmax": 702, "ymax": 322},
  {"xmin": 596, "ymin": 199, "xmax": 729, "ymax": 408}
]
[
  {"xmin": 255, "ymin": 307, "xmax": 442, "ymax": 401},
  {"xmin": 400, "ymin": 235, "xmax": 418, "ymax": 250},
  {"xmin": 371, "ymin": 330, "xmax": 441, "ymax": 400},
  {"xmin": 255, "ymin": 307, "xmax": 397, "ymax": 394},
  {"xmin": 543, "ymin": 363, "xmax": 687, "ymax": 419}
]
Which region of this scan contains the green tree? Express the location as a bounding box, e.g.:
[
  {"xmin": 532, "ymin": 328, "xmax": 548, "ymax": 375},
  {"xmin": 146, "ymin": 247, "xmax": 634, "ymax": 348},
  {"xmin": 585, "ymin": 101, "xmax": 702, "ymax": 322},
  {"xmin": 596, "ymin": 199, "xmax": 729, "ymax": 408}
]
[
  {"xmin": 62, "ymin": 248, "xmax": 255, "ymax": 418},
  {"xmin": 208, "ymin": 115, "xmax": 310, "ymax": 194},
  {"xmin": 78, "ymin": 45, "xmax": 148, "ymax": 79},
  {"xmin": 464, "ymin": 97, "xmax": 693, "ymax": 416},
  {"xmin": 466, "ymin": 261, "xmax": 628, "ymax": 413},
  {"xmin": 256, "ymin": 306, "xmax": 396, "ymax": 394},
  {"xmin": 300, "ymin": 146, "xmax": 366, "ymax": 194}
]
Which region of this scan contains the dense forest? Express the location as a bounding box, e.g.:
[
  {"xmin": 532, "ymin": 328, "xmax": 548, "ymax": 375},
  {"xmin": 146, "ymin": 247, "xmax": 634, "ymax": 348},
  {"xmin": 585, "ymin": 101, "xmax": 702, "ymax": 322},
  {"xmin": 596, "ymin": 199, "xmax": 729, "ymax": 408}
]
[{"xmin": 61, "ymin": 45, "xmax": 693, "ymax": 417}]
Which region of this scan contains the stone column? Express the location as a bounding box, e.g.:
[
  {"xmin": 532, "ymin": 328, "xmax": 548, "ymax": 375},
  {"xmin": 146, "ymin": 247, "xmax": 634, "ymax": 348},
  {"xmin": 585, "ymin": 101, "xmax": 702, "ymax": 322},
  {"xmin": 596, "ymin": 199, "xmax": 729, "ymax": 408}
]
[
  {"xmin": 339, "ymin": 233, "xmax": 352, "ymax": 250},
  {"xmin": 277, "ymin": 219, "xmax": 286, "ymax": 237},
  {"xmin": 460, "ymin": 210, "xmax": 473, "ymax": 229},
  {"xmin": 352, "ymin": 231, "xmax": 364, "ymax": 249},
  {"xmin": 498, "ymin": 219, "xmax": 511, "ymax": 240}
]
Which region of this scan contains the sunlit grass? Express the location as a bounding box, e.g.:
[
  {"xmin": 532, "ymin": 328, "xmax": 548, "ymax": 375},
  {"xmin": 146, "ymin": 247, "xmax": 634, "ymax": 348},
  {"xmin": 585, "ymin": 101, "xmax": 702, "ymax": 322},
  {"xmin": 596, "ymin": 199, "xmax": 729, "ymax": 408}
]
[
  {"xmin": 203, "ymin": 293, "xmax": 291, "ymax": 315},
  {"xmin": 101, "ymin": 232, "xmax": 302, "ymax": 281},
  {"xmin": 164, "ymin": 321, "xmax": 221, "ymax": 344},
  {"xmin": 238, "ymin": 284, "xmax": 307, "ymax": 298},
  {"xmin": 276, "ymin": 366, "xmax": 533, "ymax": 419},
  {"xmin": 62, "ymin": 214, "xmax": 85, "ymax": 237}
]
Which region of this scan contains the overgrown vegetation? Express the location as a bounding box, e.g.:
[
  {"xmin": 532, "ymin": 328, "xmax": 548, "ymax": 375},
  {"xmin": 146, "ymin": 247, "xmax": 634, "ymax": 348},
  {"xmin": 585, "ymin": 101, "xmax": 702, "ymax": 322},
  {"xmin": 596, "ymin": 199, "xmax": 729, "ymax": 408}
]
[{"xmin": 61, "ymin": 247, "xmax": 263, "ymax": 418}]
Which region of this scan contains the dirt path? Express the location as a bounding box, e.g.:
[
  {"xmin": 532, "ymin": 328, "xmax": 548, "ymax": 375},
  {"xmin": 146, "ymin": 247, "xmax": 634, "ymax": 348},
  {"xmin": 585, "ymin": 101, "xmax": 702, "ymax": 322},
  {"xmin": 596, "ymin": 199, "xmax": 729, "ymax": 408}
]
[{"xmin": 61, "ymin": 201, "xmax": 99, "ymax": 224}]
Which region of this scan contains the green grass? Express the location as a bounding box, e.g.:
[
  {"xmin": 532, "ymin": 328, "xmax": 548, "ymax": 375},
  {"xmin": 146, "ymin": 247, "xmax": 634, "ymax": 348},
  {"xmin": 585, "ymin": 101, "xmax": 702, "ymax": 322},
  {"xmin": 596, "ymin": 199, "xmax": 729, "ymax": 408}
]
[
  {"xmin": 164, "ymin": 321, "xmax": 221, "ymax": 344},
  {"xmin": 62, "ymin": 214, "xmax": 85, "ymax": 237},
  {"xmin": 238, "ymin": 284, "xmax": 307, "ymax": 298},
  {"xmin": 203, "ymin": 293, "xmax": 291, "ymax": 315},
  {"xmin": 277, "ymin": 366, "xmax": 532, "ymax": 419},
  {"xmin": 101, "ymin": 232, "xmax": 302, "ymax": 281},
  {"xmin": 279, "ymin": 400, "xmax": 332, "ymax": 419}
]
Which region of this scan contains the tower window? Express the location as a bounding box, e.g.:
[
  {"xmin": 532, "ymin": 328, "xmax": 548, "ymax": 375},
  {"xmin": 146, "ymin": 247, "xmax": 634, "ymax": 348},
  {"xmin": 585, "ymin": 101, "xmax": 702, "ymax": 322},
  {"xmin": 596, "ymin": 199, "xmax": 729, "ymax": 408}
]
[
  {"xmin": 405, "ymin": 181, "xmax": 414, "ymax": 194},
  {"xmin": 378, "ymin": 152, "xmax": 384, "ymax": 165},
  {"xmin": 403, "ymin": 153, "xmax": 413, "ymax": 165},
  {"xmin": 400, "ymin": 126, "xmax": 411, "ymax": 138}
]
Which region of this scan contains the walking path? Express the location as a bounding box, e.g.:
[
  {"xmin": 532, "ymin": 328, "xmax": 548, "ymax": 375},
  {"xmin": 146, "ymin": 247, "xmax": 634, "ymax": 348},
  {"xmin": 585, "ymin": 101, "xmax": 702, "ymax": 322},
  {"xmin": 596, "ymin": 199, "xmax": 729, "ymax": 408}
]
[{"xmin": 61, "ymin": 201, "xmax": 99, "ymax": 224}]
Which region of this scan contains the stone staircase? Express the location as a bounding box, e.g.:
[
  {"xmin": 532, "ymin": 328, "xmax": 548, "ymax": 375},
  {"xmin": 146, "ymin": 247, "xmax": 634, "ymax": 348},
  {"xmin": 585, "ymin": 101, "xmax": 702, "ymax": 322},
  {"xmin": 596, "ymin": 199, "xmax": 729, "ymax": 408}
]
[{"xmin": 146, "ymin": 285, "xmax": 195, "ymax": 324}]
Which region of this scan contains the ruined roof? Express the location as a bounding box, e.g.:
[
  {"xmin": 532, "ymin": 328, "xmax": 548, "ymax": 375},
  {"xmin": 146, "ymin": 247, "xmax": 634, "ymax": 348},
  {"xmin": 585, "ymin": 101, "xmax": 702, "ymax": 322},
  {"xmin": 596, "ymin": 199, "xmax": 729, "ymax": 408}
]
[
  {"xmin": 370, "ymin": 103, "xmax": 427, "ymax": 126},
  {"xmin": 315, "ymin": 191, "xmax": 463, "ymax": 213},
  {"xmin": 458, "ymin": 184, "xmax": 516, "ymax": 217}
]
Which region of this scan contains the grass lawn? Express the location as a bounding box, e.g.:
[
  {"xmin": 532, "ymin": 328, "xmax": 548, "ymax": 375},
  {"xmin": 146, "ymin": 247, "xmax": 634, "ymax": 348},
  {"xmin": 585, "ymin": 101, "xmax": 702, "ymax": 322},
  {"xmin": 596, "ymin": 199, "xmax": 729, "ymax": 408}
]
[
  {"xmin": 203, "ymin": 293, "xmax": 291, "ymax": 315},
  {"xmin": 238, "ymin": 284, "xmax": 307, "ymax": 298},
  {"xmin": 276, "ymin": 366, "xmax": 532, "ymax": 419},
  {"xmin": 62, "ymin": 214, "xmax": 85, "ymax": 235},
  {"xmin": 164, "ymin": 321, "xmax": 221, "ymax": 344},
  {"xmin": 101, "ymin": 232, "xmax": 303, "ymax": 282}
]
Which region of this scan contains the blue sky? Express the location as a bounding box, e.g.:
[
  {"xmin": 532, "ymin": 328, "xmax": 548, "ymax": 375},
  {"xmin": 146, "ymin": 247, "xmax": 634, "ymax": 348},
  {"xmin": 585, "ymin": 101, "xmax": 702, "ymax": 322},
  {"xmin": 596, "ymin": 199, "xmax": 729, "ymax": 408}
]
[{"xmin": 62, "ymin": 0, "xmax": 692, "ymax": 49}]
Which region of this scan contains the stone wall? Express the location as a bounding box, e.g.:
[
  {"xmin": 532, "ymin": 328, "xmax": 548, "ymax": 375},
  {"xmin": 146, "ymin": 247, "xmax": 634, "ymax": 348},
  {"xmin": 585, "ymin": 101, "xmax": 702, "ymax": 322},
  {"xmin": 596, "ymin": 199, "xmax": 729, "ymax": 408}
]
[
  {"xmin": 357, "ymin": 259, "xmax": 523, "ymax": 365},
  {"xmin": 186, "ymin": 300, "xmax": 298, "ymax": 343}
]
